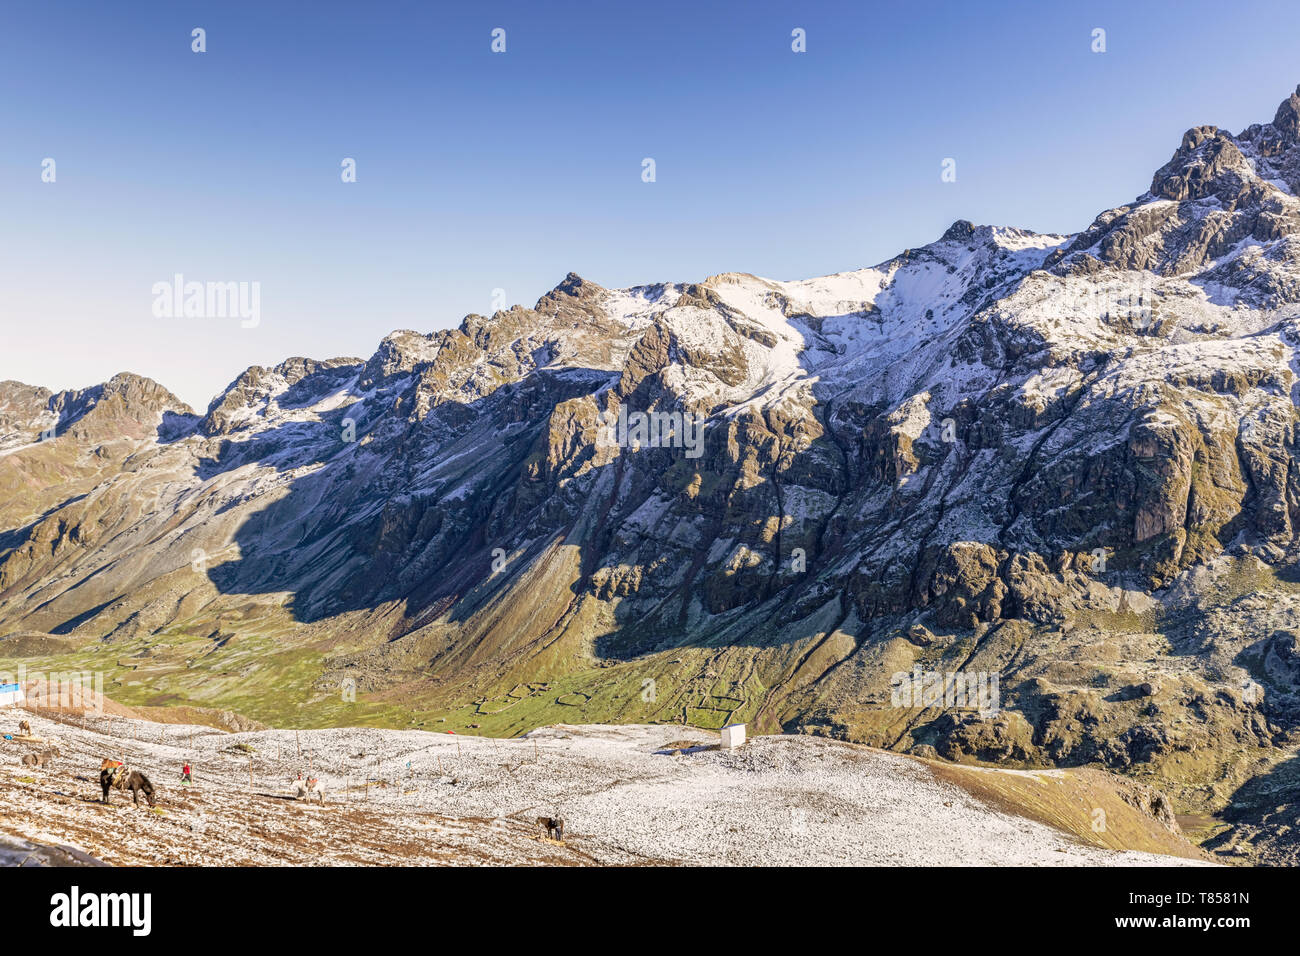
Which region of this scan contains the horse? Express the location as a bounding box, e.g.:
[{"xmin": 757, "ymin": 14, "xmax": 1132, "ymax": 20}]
[
  {"xmin": 21, "ymin": 751, "xmax": 54, "ymax": 768},
  {"xmin": 99, "ymin": 758, "xmax": 156, "ymax": 807},
  {"xmin": 536, "ymin": 816, "xmax": 565, "ymax": 841},
  {"xmin": 292, "ymin": 777, "xmax": 325, "ymax": 804},
  {"xmin": 18, "ymin": 719, "xmax": 31, "ymax": 737}
]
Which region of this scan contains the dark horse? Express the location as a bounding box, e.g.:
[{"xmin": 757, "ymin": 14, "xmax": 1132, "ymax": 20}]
[
  {"xmin": 100, "ymin": 759, "xmax": 156, "ymax": 807},
  {"xmin": 536, "ymin": 816, "xmax": 565, "ymax": 841}
]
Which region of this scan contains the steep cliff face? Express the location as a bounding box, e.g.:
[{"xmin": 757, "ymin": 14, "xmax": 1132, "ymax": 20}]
[{"xmin": 9, "ymin": 87, "xmax": 1300, "ymax": 861}]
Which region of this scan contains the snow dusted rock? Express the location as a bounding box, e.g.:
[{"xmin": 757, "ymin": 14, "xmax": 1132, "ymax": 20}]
[
  {"xmin": 0, "ymin": 833, "xmax": 108, "ymax": 867},
  {"xmin": 201, "ymin": 357, "xmax": 361, "ymax": 436}
]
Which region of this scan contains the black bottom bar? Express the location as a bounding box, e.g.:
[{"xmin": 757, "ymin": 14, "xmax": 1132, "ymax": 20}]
[{"xmin": 5, "ymin": 863, "xmax": 1283, "ymax": 941}]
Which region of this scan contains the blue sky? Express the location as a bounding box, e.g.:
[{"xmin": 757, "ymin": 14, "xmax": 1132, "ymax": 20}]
[{"xmin": 3, "ymin": 0, "xmax": 1300, "ymax": 409}]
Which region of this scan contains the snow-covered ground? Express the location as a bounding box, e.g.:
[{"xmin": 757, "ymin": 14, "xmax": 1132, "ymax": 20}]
[{"xmin": 1, "ymin": 712, "xmax": 1209, "ymax": 866}]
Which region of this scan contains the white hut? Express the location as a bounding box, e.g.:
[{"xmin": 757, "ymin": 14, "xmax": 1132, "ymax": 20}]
[
  {"xmin": 0, "ymin": 682, "xmax": 24, "ymax": 709},
  {"xmin": 720, "ymin": 723, "xmax": 746, "ymax": 749}
]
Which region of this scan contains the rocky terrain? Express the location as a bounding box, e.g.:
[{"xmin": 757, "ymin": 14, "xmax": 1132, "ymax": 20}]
[
  {"xmin": 7, "ymin": 86, "xmax": 1300, "ymax": 863},
  {"xmin": 0, "ymin": 710, "xmax": 1207, "ymax": 866}
]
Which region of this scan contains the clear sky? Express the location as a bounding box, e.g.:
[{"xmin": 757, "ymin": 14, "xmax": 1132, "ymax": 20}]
[{"xmin": 3, "ymin": 0, "xmax": 1299, "ymax": 410}]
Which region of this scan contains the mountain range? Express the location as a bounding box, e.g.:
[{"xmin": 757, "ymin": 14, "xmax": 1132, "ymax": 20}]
[{"xmin": 8, "ymin": 85, "xmax": 1300, "ymax": 862}]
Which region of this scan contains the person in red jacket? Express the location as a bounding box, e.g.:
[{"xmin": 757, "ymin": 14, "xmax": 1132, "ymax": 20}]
[{"xmin": 180, "ymin": 762, "xmax": 192, "ymax": 785}]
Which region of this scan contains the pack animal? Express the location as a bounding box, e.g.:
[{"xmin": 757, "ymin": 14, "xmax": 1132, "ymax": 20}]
[
  {"xmin": 536, "ymin": 816, "xmax": 565, "ymax": 841},
  {"xmin": 99, "ymin": 758, "xmax": 156, "ymax": 807},
  {"xmin": 21, "ymin": 748, "xmax": 56, "ymax": 769},
  {"xmin": 292, "ymin": 777, "xmax": 325, "ymax": 804},
  {"xmin": 18, "ymin": 719, "xmax": 31, "ymax": 737}
]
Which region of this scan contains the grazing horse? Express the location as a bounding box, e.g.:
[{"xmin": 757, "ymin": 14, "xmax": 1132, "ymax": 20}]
[
  {"xmin": 292, "ymin": 777, "xmax": 325, "ymax": 804},
  {"xmin": 20, "ymin": 747, "xmax": 57, "ymax": 768},
  {"xmin": 536, "ymin": 816, "xmax": 565, "ymax": 841},
  {"xmin": 99, "ymin": 759, "xmax": 156, "ymax": 807}
]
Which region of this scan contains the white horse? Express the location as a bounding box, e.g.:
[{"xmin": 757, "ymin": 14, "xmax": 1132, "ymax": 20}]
[{"xmin": 292, "ymin": 777, "xmax": 325, "ymax": 804}]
